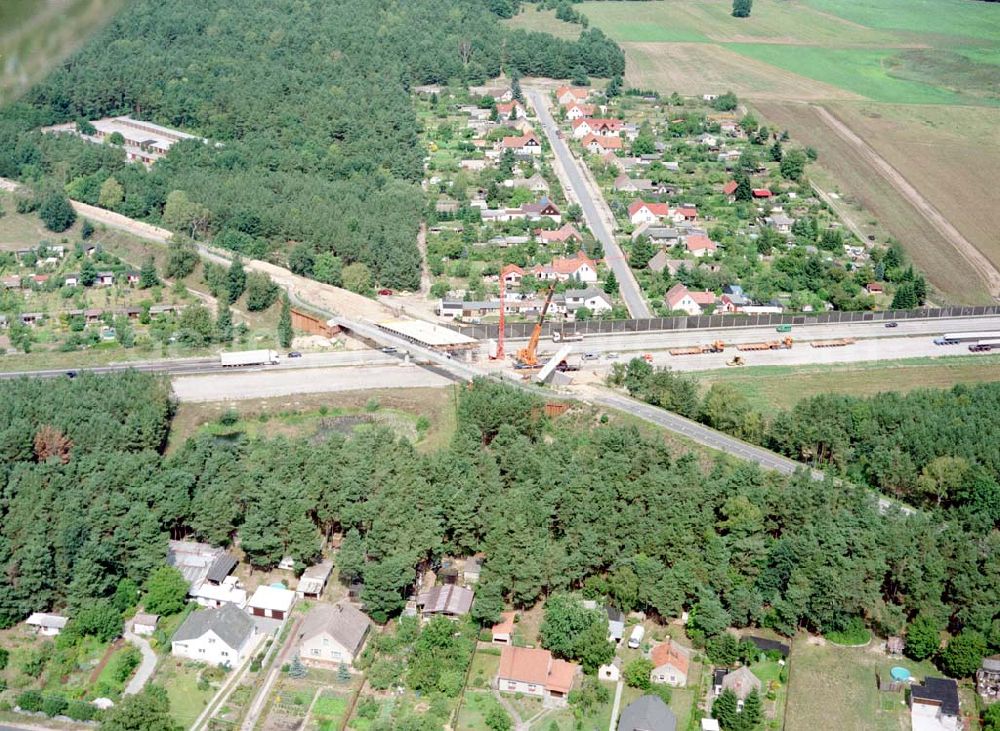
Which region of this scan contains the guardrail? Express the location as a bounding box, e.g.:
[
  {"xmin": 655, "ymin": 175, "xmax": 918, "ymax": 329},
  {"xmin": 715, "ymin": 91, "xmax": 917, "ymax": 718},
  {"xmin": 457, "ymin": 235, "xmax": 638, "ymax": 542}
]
[{"xmin": 448, "ymin": 305, "xmax": 1000, "ymax": 341}]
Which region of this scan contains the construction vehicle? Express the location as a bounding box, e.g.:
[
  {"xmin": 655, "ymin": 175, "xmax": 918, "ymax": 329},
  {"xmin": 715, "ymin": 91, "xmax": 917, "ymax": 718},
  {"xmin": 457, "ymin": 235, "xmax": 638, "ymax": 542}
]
[
  {"xmin": 737, "ymin": 337, "xmax": 793, "ymax": 352},
  {"xmin": 515, "ymin": 284, "xmax": 556, "ymax": 368},
  {"xmin": 810, "ymin": 338, "xmax": 855, "ymax": 348},
  {"xmin": 727, "ymin": 356, "xmax": 745, "ymax": 367},
  {"xmin": 668, "ymin": 340, "xmax": 725, "ymax": 356}
]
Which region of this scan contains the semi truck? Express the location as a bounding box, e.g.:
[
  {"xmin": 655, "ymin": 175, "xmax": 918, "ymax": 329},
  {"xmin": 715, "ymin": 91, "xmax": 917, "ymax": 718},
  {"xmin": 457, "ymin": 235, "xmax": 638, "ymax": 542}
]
[{"xmin": 219, "ymin": 350, "xmax": 281, "ymax": 367}]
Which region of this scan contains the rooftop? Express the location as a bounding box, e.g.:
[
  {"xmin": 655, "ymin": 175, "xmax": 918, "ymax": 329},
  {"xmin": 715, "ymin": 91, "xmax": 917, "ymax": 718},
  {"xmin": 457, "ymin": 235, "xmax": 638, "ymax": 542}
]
[
  {"xmin": 911, "ymin": 677, "xmax": 960, "ymax": 716},
  {"xmin": 248, "ymin": 585, "xmax": 296, "ymax": 612},
  {"xmin": 618, "ymin": 695, "xmax": 676, "ymax": 731},
  {"xmin": 377, "ymin": 319, "xmax": 478, "ymax": 349},
  {"xmin": 299, "ymin": 602, "xmax": 371, "ymax": 656},
  {"xmin": 173, "ymin": 603, "xmax": 255, "ymax": 650}
]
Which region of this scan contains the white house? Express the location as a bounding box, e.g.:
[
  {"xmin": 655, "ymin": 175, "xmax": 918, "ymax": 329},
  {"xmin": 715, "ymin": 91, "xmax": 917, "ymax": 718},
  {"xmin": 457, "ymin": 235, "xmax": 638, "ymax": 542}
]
[
  {"xmin": 599, "ymin": 656, "xmax": 622, "ymax": 683},
  {"xmin": 26, "ymin": 612, "xmax": 68, "ymax": 636},
  {"xmin": 530, "ymin": 251, "xmax": 599, "ymax": 284},
  {"xmin": 298, "ymin": 602, "xmax": 371, "ymax": 668},
  {"xmin": 666, "ymin": 283, "xmax": 715, "ymax": 316},
  {"xmin": 492, "ymin": 612, "xmax": 516, "ymax": 645},
  {"xmin": 191, "ymin": 576, "xmax": 247, "ymax": 609},
  {"xmin": 246, "ymin": 585, "xmax": 296, "ymax": 620},
  {"xmin": 171, "ymin": 603, "xmax": 257, "ymax": 667},
  {"xmin": 627, "ymin": 200, "xmax": 670, "ymax": 226},
  {"xmin": 564, "ymin": 287, "xmax": 612, "ymax": 315}
]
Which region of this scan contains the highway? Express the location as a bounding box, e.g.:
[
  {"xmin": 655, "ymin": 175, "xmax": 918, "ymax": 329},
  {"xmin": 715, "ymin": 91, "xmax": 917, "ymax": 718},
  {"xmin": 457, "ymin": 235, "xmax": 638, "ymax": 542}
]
[{"xmin": 526, "ymin": 89, "xmax": 653, "ymax": 319}]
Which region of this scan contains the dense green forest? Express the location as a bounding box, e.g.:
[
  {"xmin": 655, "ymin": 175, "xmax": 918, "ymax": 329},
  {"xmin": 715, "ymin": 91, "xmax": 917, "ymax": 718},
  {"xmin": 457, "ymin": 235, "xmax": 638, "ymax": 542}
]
[
  {"xmin": 0, "ymin": 0, "xmax": 623, "ymax": 290},
  {"xmin": 1, "ymin": 374, "xmax": 996, "ymax": 670}
]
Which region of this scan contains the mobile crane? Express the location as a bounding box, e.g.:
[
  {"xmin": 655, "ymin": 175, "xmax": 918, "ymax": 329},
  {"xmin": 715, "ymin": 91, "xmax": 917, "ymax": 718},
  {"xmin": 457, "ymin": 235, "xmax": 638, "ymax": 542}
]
[{"xmin": 515, "ymin": 283, "xmax": 556, "ymax": 368}]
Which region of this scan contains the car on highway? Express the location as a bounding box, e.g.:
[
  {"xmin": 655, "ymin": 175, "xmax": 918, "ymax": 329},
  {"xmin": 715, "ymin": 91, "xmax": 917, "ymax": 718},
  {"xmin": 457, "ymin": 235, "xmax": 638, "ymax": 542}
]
[
  {"xmin": 287, "ymin": 351, "xmax": 302, "ymax": 358},
  {"xmin": 884, "ymin": 321, "xmax": 899, "ymax": 328},
  {"xmin": 378, "ymin": 288, "xmax": 394, "ymax": 296},
  {"xmin": 380, "ymin": 346, "xmax": 398, "ymax": 354},
  {"xmin": 582, "ymin": 352, "xmax": 600, "ymax": 361},
  {"xmin": 605, "ymin": 352, "xmax": 620, "ymax": 360}
]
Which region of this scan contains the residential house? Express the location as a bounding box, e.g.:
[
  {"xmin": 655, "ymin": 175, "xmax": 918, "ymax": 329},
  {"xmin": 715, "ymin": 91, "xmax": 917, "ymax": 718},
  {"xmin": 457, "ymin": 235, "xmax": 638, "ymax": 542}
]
[
  {"xmin": 910, "ymin": 677, "xmax": 960, "ymax": 731},
  {"xmin": 721, "ymin": 667, "xmax": 762, "ymax": 708},
  {"xmin": 617, "ymin": 695, "xmax": 676, "ymax": 731},
  {"xmin": 536, "ymin": 224, "xmax": 582, "ymax": 245},
  {"xmin": 718, "ymin": 150, "xmax": 742, "ymax": 165},
  {"xmin": 501, "ymin": 131, "xmax": 541, "ymax": 155},
  {"xmin": 666, "ymin": 283, "xmax": 715, "ymax": 316},
  {"xmin": 496, "ymin": 101, "xmax": 526, "ymax": 119},
  {"xmin": 976, "ymin": 655, "xmax": 1000, "ymax": 701},
  {"xmin": 521, "ymin": 197, "xmax": 561, "ymax": 222},
  {"xmin": 712, "ymin": 668, "xmax": 728, "ymax": 697},
  {"xmin": 582, "ymin": 134, "xmax": 622, "ymax": 155},
  {"xmin": 501, "ymin": 264, "xmax": 525, "ymax": 287},
  {"xmin": 1, "ymin": 275, "xmax": 20, "ymax": 289},
  {"xmin": 614, "ymin": 175, "xmax": 656, "ymax": 193},
  {"xmin": 719, "ymin": 292, "xmax": 751, "ymax": 313},
  {"xmin": 564, "ymin": 287, "xmax": 612, "ymax": 315},
  {"xmin": 246, "ymin": 585, "xmax": 296, "ymax": 620},
  {"xmin": 556, "ymin": 86, "xmax": 590, "ymax": 106},
  {"xmin": 416, "ymin": 585, "xmax": 474, "ymax": 618},
  {"xmin": 673, "ymin": 206, "xmax": 698, "ymax": 223},
  {"xmin": 565, "ymin": 103, "xmax": 595, "ymax": 121},
  {"xmin": 132, "ymin": 613, "xmax": 159, "ymax": 636},
  {"xmin": 437, "ymin": 300, "xmax": 501, "ymax": 320},
  {"xmin": 298, "ymin": 602, "xmax": 371, "ymax": 668},
  {"xmin": 497, "ymin": 646, "xmax": 579, "ymax": 704},
  {"xmin": 647, "ymin": 227, "xmax": 681, "ymax": 247},
  {"xmin": 752, "ymin": 188, "xmax": 772, "ymax": 200},
  {"xmin": 530, "ymin": 251, "xmax": 599, "ymax": 284},
  {"xmin": 628, "ymin": 200, "xmax": 670, "ymax": 226},
  {"xmin": 64, "ymin": 273, "xmax": 80, "ymax": 287},
  {"xmin": 650, "ymin": 639, "xmax": 692, "ymax": 686},
  {"xmin": 866, "ymin": 282, "xmax": 885, "ymax": 294},
  {"xmin": 171, "ymin": 603, "xmax": 257, "ymax": 667},
  {"xmin": 606, "ymin": 606, "xmax": 625, "ymax": 644},
  {"xmin": 599, "ymin": 657, "xmax": 622, "ymax": 683},
  {"xmin": 685, "ymin": 234, "xmax": 718, "ymax": 258},
  {"xmin": 26, "ymin": 613, "xmax": 68, "ymax": 636},
  {"xmin": 722, "ymin": 180, "xmax": 739, "ymax": 202},
  {"xmin": 296, "ymin": 561, "xmax": 334, "ymax": 599},
  {"xmin": 95, "ymin": 271, "xmax": 115, "ymax": 286},
  {"xmin": 766, "ymin": 214, "xmax": 795, "ymax": 234},
  {"xmin": 125, "ymin": 271, "xmax": 141, "ymax": 286},
  {"xmin": 647, "ymin": 252, "xmax": 688, "ymax": 276},
  {"xmin": 697, "ymin": 133, "xmax": 718, "ymax": 148},
  {"xmin": 509, "ymin": 173, "xmax": 550, "ymax": 194},
  {"xmin": 191, "ymin": 576, "xmax": 247, "ymax": 608},
  {"xmin": 492, "ymin": 612, "xmax": 516, "ymax": 645},
  {"xmin": 571, "ymin": 118, "xmax": 622, "ymax": 138}
]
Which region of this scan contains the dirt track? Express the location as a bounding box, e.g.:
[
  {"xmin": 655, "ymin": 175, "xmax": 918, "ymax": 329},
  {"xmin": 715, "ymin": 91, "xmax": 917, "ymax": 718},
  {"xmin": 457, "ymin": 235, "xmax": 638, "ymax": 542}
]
[{"xmin": 812, "ymin": 105, "xmax": 1000, "ymax": 299}]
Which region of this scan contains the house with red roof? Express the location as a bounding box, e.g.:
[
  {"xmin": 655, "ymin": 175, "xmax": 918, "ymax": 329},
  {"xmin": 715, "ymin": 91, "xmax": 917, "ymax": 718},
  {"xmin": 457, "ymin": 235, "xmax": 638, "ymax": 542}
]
[
  {"xmin": 501, "ymin": 131, "xmax": 541, "ymax": 155},
  {"xmin": 673, "ymin": 206, "xmax": 698, "ymax": 223},
  {"xmin": 496, "ymin": 100, "xmax": 526, "ymax": 120},
  {"xmin": 582, "ymin": 134, "xmax": 623, "ymax": 155},
  {"xmin": 556, "ymin": 86, "xmax": 590, "ymax": 106},
  {"xmin": 497, "ymin": 646, "xmax": 579, "ymax": 704},
  {"xmin": 752, "ymin": 188, "xmax": 772, "ymax": 199},
  {"xmin": 501, "ymin": 264, "xmax": 524, "ymax": 288},
  {"xmin": 722, "ymin": 180, "xmax": 739, "ymax": 202},
  {"xmin": 565, "ymin": 103, "xmax": 595, "ymax": 121},
  {"xmin": 666, "ymin": 283, "xmax": 716, "ymax": 316},
  {"xmin": 572, "ymin": 118, "xmax": 623, "ymax": 139},
  {"xmin": 491, "ymin": 612, "xmax": 516, "ymax": 645},
  {"xmin": 651, "ymin": 639, "xmax": 692, "ymax": 687},
  {"xmin": 521, "ymin": 197, "xmax": 561, "ymax": 223},
  {"xmin": 536, "ymin": 224, "xmax": 583, "ymax": 245},
  {"xmin": 530, "ymin": 250, "xmax": 599, "ymax": 284},
  {"xmin": 685, "ymin": 234, "xmax": 718, "ymax": 257},
  {"xmin": 628, "ymin": 200, "xmax": 671, "ymax": 226}
]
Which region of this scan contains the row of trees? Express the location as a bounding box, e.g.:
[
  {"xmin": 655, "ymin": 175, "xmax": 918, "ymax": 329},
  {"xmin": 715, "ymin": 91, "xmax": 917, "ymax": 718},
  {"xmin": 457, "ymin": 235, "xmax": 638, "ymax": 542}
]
[{"xmin": 2, "ymin": 375, "xmax": 996, "ymax": 681}]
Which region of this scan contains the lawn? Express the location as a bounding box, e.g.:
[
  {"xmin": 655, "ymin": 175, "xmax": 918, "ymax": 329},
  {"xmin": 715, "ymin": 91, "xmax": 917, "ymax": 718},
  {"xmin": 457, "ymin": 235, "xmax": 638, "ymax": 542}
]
[
  {"xmin": 694, "ymin": 354, "xmax": 1000, "ymax": 414},
  {"xmin": 801, "ymin": 0, "xmax": 1000, "ymax": 43},
  {"xmin": 311, "ymin": 690, "xmax": 350, "ymax": 730},
  {"xmin": 454, "ymin": 690, "xmax": 499, "ymax": 731},
  {"xmin": 155, "ymin": 660, "xmax": 218, "ymax": 729},
  {"xmin": 466, "ymin": 648, "xmax": 502, "ymax": 691},
  {"xmin": 784, "ymin": 637, "xmax": 937, "ymax": 731},
  {"xmin": 504, "ymin": 5, "xmax": 581, "ymax": 40}
]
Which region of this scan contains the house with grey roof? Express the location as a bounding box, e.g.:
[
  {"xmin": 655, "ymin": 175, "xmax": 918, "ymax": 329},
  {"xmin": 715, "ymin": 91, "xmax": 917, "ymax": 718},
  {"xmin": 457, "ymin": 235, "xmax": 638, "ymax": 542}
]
[
  {"xmin": 617, "ymin": 694, "xmax": 676, "ymax": 731},
  {"xmin": 171, "ymin": 603, "xmax": 257, "ymax": 667},
  {"xmin": 416, "ymin": 585, "xmax": 474, "ymax": 618},
  {"xmin": 298, "ymin": 602, "xmax": 371, "ymax": 668}
]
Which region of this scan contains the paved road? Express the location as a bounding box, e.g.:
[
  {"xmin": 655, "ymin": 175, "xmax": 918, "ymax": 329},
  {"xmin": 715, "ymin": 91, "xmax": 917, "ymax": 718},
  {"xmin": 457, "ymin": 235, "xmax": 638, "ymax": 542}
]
[
  {"xmin": 526, "ymin": 89, "xmax": 652, "ymax": 319},
  {"xmin": 123, "ymin": 623, "xmax": 157, "ymax": 695}
]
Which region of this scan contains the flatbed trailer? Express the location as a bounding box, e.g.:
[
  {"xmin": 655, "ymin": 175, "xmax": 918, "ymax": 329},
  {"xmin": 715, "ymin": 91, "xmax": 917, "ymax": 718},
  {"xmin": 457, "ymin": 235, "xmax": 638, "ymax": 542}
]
[{"xmin": 810, "ymin": 338, "xmax": 856, "ymax": 348}]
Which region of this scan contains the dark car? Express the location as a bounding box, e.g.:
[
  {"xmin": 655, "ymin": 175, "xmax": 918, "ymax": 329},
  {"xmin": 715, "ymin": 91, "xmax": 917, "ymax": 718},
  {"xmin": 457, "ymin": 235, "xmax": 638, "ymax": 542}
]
[
  {"xmin": 65, "ymin": 370, "xmax": 78, "ymax": 379},
  {"xmin": 287, "ymin": 351, "xmax": 303, "ymax": 358},
  {"xmin": 884, "ymin": 321, "xmax": 899, "ymax": 328},
  {"xmin": 378, "ymin": 288, "xmax": 394, "ymax": 296}
]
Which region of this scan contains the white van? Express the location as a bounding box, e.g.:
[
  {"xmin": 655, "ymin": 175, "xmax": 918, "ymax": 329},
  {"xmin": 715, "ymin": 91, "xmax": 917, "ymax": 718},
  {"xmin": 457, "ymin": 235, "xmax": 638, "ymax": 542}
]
[{"xmin": 628, "ymin": 624, "xmax": 645, "ymax": 649}]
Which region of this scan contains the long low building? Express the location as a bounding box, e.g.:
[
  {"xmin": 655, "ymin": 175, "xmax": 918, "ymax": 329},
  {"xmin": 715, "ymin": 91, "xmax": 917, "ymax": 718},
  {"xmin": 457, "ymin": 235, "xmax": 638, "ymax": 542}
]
[
  {"xmin": 375, "ymin": 318, "xmax": 479, "ymax": 353},
  {"xmin": 42, "ymin": 116, "xmax": 207, "ymax": 165}
]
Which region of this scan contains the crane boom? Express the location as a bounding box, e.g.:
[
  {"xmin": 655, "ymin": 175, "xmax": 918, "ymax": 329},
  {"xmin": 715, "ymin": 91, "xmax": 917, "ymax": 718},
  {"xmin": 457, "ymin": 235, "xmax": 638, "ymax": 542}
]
[{"xmin": 516, "ymin": 283, "xmax": 556, "ymax": 367}]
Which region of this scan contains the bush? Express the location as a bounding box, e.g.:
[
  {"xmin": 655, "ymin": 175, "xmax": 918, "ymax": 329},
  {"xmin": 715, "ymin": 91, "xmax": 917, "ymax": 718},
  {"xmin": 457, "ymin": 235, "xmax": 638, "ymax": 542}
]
[
  {"xmin": 0, "ymin": 646, "xmax": 8, "ymax": 670},
  {"xmin": 825, "ymin": 617, "xmax": 871, "ymax": 646},
  {"xmin": 39, "ymin": 191, "xmax": 76, "ymax": 232},
  {"xmin": 42, "ymin": 694, "xmax": 68, "ymax": 718},
  {"xmin": 17, "ymin": 689, "xmax": 44, "ymax": 712},
  {"xmin": 65, "ymin": 700, "xmax": 96, "ymax": 721}
]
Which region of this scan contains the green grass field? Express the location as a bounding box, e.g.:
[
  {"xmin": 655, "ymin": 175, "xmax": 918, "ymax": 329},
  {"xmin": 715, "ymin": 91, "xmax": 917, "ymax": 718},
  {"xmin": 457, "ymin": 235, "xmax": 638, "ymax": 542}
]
[{"xmin": 695, "ymin": 355, "xmax": 1000, "ymax": 414}]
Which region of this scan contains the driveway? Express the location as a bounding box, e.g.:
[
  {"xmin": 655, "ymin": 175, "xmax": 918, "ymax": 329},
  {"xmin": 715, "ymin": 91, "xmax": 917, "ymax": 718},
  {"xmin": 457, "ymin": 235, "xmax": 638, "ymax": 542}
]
[{"xmin": 123, "ymin": 623, "xmax": 158, "ymax": 695}]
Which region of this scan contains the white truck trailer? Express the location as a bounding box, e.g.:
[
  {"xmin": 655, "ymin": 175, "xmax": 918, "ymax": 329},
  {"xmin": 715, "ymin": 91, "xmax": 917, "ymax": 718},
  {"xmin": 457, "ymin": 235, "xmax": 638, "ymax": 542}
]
[{"xmin": 219, "ymin": 350, "xmax": 280, "ymax": 367}]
